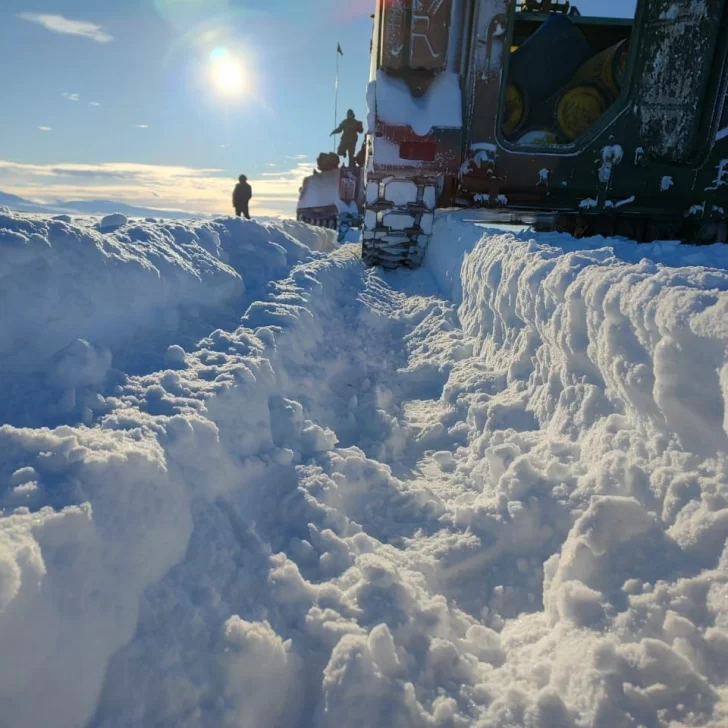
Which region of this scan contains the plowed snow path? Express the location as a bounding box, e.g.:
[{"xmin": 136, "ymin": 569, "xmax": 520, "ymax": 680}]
[
  {"xmin": 92, "ymin": 246, "xmax": 489, "ymax": 726},
  {"xmin": 4, "ymin": 219, "xmax": 728, "ymax": 728}
]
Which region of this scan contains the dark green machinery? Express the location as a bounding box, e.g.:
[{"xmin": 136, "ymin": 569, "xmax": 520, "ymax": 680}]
[{"xmin": 363, "ymin": 0, "xmax": 728, "ymax": 267}]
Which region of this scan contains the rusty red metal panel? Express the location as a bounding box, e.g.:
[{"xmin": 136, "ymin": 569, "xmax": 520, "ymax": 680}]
[
  {"xmin": 381, "ymin": 0, "xmax": 410, "ymax": 72},
  {"xmin": 400, "ymin": 140, "xmax": 438, "ymax": 160},
  {"xmin": 410, "ymin": 0, "xmax": 453, "ymax": 71},
  {"xmin": 379, "ymin": 0, "xmax": 453, "ymax": 73}
]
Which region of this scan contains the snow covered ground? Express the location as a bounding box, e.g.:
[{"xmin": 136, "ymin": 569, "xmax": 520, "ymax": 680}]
[
  {"xmin": 1, "ymin": 209, "xmax": 728, "ymax": 727},
  {"xmin": 0, "ymin": 210, "xmax": 333, "ymax": 426}
]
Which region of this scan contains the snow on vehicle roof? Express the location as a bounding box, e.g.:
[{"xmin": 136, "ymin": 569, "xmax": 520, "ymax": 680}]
[
  {"xmin": 297, "ymin": 168, "xmax": 341, "ymax": 211},
  {"xmin": 298, "ymin": 168, "xmax": 362, "ymax": 215}
]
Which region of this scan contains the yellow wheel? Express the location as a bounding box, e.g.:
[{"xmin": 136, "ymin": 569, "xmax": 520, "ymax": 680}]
[
  {"xmin": 503, "ymin": 83, "xmax": 526, "ymax": 136},
  {"xmin": 556, "ymin": 84, "xmax": 609, "ymax": 141}
]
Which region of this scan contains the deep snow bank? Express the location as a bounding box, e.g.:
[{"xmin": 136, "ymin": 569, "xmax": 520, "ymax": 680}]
[
  {"xmin": 0, "ymin": 211, "xmax": 236, "ymax": 374},
  {"xmin": 427, "ymin": 213, "xmax": 728, "ymax": 458},
  {"xmin": 0, "ymin": 246, "xmax": 365, "ymax": 728},
  {"xmin": 421, "ymin": 214, "xmax": 728, "ymax": 726},
  {"xmin": 0, "ymin": 212, "xmax": 334, "ymax": 425}
]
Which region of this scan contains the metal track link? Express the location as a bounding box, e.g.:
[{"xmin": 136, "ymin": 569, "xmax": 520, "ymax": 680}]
[{"xmin": 362, "ymin": 176, "xmax": 438, "ymax": 269}]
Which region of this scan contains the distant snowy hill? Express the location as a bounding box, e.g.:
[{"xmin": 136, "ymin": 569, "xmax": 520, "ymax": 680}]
[
  {"xmin": 0, "ymin": 189, "xmax": 206, "ymax": 219},
  {"xmin": 0, "ymin": 190, "xmax": 50, "ymax": 214},
  {"xmin": 57, "ymin": 198, "xmax": 207, "ymax": 219}
]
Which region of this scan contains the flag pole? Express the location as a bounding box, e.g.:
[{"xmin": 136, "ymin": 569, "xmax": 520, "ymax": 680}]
[{"xmin": 334, "ymin": 45, "xmax": 340, "ymax": 153}]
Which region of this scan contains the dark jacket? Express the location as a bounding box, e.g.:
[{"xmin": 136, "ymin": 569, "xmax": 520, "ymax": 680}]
[
  {"xmin": 233, "ymin": 182, "xmax": 252, "ymax": 208},
  {"xmin": 332, "ymin": 117, "xmax": 363, "ymax": 143}
]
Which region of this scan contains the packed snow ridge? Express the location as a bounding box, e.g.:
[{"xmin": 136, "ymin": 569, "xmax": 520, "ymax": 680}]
[
  {"xmin": 0, "ymin": 211, "xmax": 333, "ymax": 426},
  {"xmin": 1, "ymin": 209, "xmax": 728, "ymax": 728}
]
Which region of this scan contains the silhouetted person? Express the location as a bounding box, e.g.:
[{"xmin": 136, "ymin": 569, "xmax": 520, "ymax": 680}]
[
  {"xmin": 330, "ymin": 110, "xmax": 363, "ymax": 167},
  {"xmin": 233, "ymin": 175, "xmax": 252, "ymax": 219}
]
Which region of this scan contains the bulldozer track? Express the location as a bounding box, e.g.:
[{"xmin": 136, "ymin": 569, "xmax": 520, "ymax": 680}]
[{"xmin": 362, "ymin": 175, "xmax": 438, "ymax": 269}]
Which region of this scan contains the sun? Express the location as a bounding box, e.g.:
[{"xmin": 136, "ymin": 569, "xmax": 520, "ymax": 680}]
[{"xmin": 210, "ymin": 51, "xmax": 246, "ymax": 96}]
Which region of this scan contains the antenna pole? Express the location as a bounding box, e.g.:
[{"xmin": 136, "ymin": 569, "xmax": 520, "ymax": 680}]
[{"xmin": 334, "ymin": 47, "xmax": 340, "ymax": 152}]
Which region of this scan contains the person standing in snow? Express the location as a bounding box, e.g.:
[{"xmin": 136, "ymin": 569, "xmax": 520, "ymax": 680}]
[
  {"xmin": 330, "ymin": 110, "xmax": 364, "ymax": 167},
  {"xmin": 233, "ymin": 175, "xmax": 252, "ymax": 219}
]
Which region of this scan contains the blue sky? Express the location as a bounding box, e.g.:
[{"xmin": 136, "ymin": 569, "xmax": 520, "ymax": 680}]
[
  {"xmin": 0, "ymin": 0, "xmax": 634, "ymax": 216},
  {"xmin": 0, "ymin": 0, "xmax": 373, "ymax": 215}
]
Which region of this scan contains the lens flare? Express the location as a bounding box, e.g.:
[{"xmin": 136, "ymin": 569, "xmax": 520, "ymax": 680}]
[
  {"xmin": 212, "ymin": 57, "xmax": 245, "ymax": 94},
  {"xmin": 210, "ymin": 46, "xmax": 228, "ymax": 62},
  {"xmin": 215, "ymin": 60, "xmax": 240, "ymax": 90}
]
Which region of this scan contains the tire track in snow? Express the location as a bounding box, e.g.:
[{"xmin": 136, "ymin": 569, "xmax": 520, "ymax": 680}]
[
  {"xmin": 93, "ymin": 241, "xmax": 623, "ymax": 725},
  {"xmin": 88, "ymin": 245, "xmax": 495, "ymax": 727}
]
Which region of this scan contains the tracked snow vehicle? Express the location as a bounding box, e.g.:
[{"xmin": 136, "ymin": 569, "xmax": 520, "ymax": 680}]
[
  {"xmin": 363, "ymin": 0, "xmax": 728, "ymax": 268},
  {"xmin": 296, "ymin": 155, "xmax": 364, "ymax": 238}
]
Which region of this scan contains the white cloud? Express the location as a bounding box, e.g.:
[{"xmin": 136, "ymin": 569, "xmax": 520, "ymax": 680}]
[
  {"xmin": 38, "ymin": 126, "xmax": 52, "ymax": 132},
  {"xmin": 0, "ymin": 159, "xmax": 312, "ymax": 217},
  {"xmin": 265, "ymin": 162, "xmax": 277, "ymax": 168},
  {"xmin": 134, "ymin": 124, "xmax": 149, "ymax": 129},
  {"xmin": 285, "ymin": 154, "xmax": 308, "ymax": 160},
  {"xmin": 62, "ymin": 93, "xmax": 80, "ymax": 102},
  {"xmin": 89, "ymin": 101, "xmax": 101, "ymax": 107},
  {"xmin": 18, "ymin": 13, "xmax": 113, "ymax": 43}
]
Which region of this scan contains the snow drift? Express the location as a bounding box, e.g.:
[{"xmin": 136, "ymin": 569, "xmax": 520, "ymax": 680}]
[
  {"xmin": 1, "ymin": 209, "xmax": 728, "ymax": 728},
  {"xmin": 423, "ymin": 214, "xmax": 728, "ymax": 726},
  {"xmin": 0, "ymin": 211, "xmax": 334, "ymax": 425},
  {"xmin": 0, "ymin": 212, "xmax": 239, "ymax": 375}
]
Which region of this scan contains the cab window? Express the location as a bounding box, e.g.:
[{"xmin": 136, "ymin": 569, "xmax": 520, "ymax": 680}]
[{"xmin": 501, "ymin": 0, "xmax": 638, "ymax": 148}]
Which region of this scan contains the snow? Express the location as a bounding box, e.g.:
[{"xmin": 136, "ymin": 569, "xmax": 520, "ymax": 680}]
[
  {"xmin": 373, "ymin": 70, "xmax": 463, "ymax": 136},
  {"xmin": 98, "ymin": 212, "xmax": 128, "ymax": 229},
  {"xmin": 599, "ymin": 144, "xmax": 624, "ymax": 184},
  {"xmin": 0, "ymin": 189, "xmax": 206, "ymax": 220},
  {"xmin": 707, "ymin": 158, "xmax": 728, "ymax": 191},
  {"xmin": 471, "ymin": 142, "xmax": 497, "ymax": 168},
  {"xmin": 298, "ymin": 170, "xmax": 361, "ymax": 216},
  {"xmin": 297, "ymin": 169, "xmax": 340, "ymax": 210},
  {"xmin": 366, "ymin": 78, "xmax": 376, "ymax": 134},
  {"xmin": 0, "ymin": 210, "xmax": 334, "ymax": 425},
  {"xmin": 2, "ymin": 209, "xmax": 728, "ymax": 727},
  {"xmin": 384, "ymin": 179, "xmax": 418, "ymax": 206},
  {"xmin": 605, "ymin": 195, "xmax": 635, "ymax": 209}
]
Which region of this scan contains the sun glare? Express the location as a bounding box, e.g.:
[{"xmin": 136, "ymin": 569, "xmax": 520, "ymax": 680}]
[{"xmin": 210, "ymin": 50, "xmax": 246, "ymax": 96}]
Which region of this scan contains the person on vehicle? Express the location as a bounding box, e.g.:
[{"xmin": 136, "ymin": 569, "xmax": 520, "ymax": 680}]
[
  {"xmin": 330, "ymin": 110, "xmax": 364, "ymax": 167},
  {"xmin": 233, "ymin": 175, "xmax": 252, "ymax": 219},
  {"xmin": 354, "ymin": 142, "xmax": 366, "ymax": 168}
]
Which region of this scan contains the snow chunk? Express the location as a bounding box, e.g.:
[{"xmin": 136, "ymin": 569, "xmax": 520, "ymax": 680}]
[
  {"xmin": 298, "ymin": 168, "xmax": 340, "ymax": 210},
  {"xmin": 10, "ymin": 466, "xmax": 38, "ymax": 486},
  {"xmin": 50, "ymin": 338, "xmax": 112, "ymax": 389},
  {"xmin": 98, "ymin": 212, "xmax": 127, "ymax": 230},
  {"xmin": 164, "ymin": 344, "xmax": 187, "ymax": 368},
  {"xmin": 221, "ymin": 617, "xmax": 302, "ymax": 728},
  {"xmin": 374, "ymin": 70, "xmax": 462, "ymax": 136},
  {"xmin": 661, "ymin": 175, "xmax": 674, "ymax": 191}
]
